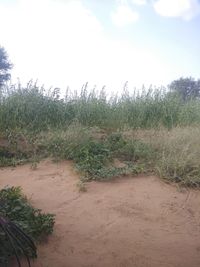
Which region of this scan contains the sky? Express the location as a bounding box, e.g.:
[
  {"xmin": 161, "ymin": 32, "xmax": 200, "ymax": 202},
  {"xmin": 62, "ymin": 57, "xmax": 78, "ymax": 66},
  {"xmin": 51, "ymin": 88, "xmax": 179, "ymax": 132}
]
[{"xmin": 0, "ymin": 0, "xmax": 200, "ymax": 93}]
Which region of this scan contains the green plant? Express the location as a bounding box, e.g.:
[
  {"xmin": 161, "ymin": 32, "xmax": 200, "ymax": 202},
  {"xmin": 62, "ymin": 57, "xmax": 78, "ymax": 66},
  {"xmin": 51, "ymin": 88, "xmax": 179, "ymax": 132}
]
[
  {"xmin": 74, "ymin": 140, "xmax": 111, "ymax": 176},
  {"xmin": 41, "ymin": 128, "xmax": 151, "ymax": 181},
  {"xmin": 117, "ymin": 140, "xmax": 153, "ymax": 162},
  {"xmin": 0, "ymin": 187, "xmax": 55, "ymax": 266},
  {"xmin": 89, "ymin": 163, "xmax": 145, "ymax": 181},
  {"xmin": 106, "ymin": 132, "xmax": 126, "ymax": 151},
  {"xmin": 1, "ymin": 83, "xmax": 200, "ymax": 133},
  {"xmin": 0, "ymin": 215, "xmax": 37, "ymax": 267},
  {"xmin": 0, "ymin": 46, "xmax": 12, "ymax": 87},
  {"xmin": 1, "ymin": 82, "xmax": 200, "ymax": 186}
]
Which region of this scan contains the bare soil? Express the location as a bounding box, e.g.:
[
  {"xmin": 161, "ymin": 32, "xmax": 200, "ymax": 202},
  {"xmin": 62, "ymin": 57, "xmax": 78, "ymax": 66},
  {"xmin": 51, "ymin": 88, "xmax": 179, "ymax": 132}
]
[{"xmin": 0, "ymin": 159, "xmax": 200, "ymax": 267}]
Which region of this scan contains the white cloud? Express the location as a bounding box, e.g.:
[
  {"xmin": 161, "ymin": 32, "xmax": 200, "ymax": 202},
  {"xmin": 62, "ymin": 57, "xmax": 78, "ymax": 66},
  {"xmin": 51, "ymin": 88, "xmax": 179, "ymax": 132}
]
[
  {"xmin": 111, "ymin": 5, "xmax": 139, "ymax": 27},
  {"xmin": 132, "ymin": 0, "xmax": 147, "ymax": 5},
  {"xmin": 0, "ymin": 0, "xmax": 104, "ymax": 88},
  {"xmin": 0, "ymin": 0, "xmax": 170, "ymax": 92},
  {"xmin": 154, "ymin": 0, "xmax": 200, "ymax": 20}
]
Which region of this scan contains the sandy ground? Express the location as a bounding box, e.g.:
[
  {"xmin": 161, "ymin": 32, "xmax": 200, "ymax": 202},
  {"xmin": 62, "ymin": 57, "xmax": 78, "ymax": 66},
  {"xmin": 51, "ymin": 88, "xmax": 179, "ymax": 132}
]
[{"xmin": 0, "ymin": 159, "xmax": 200, "ymax": 267}]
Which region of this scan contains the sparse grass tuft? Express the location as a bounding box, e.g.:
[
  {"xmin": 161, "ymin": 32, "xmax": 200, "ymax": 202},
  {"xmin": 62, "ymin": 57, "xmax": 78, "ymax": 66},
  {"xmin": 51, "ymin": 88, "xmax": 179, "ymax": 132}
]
[{"xmin": 76, "ymin": 181, "xmax": 87, "ymax": 192}]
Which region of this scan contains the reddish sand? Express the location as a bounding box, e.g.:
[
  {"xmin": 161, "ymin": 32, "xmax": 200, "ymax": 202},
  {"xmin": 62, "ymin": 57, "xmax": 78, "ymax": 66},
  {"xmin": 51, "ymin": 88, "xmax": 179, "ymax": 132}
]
[{"xmin": 0, "ymin": 159, "xmax": 200, "ymax": 267}]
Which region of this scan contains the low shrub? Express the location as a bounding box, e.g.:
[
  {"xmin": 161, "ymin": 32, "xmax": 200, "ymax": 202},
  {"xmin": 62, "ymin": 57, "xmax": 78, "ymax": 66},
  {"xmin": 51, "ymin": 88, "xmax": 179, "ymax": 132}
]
[{"xmin": 0, "ymin": 187, "xmax": 55, "ymax": 266}]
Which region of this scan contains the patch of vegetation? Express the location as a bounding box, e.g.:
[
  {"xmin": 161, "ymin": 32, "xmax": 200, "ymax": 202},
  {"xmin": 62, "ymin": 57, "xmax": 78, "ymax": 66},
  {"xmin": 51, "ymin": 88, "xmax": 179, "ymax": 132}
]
[
  {"xmin": 0, "ymin": 187, "xmax": 55, "ymax": 266},
  {"xmin": 1, "ymin": 82, "xmax": 200, "ymax": 133},
  {"xmin": 37, "ymin": 123, "xmax": 91, "ymax": 160},
  {"xmin": 0, "ymin": 215, "xmax": 37, "ymax": 267},
  {"xmin": 106, "ymin": 132, "xmax": 127, "ymax": 151},
  {"xmin": 74, "ymin": 140, "xmax": 111, "ymax": 177},
  {"xmin": 41, "ymin": 129, "xmax": 149, "ymax": 180},
  {"xmin": 137, "ymin": 127, "xmax": 200, "ymax": 187},
  {"xmin": 105, "ymin": 132, "xmax": 154, "ymax": 161},
  {"xmin": 1, "ymin": 84, "xmax": 200, "ymax": 187},
  {"xmin": 37, "ymin": 129, "xmax": 149, "ymax": 181},
  {"xmin": 75, "ymin": 127, "xmax": 200, "ymax": 187},
  {"xmin": 0, "ymin": 147, "xmax": 29, "ymax": 167},
  {"xmin": 86, "ymin": 163, "xmax": 146, "ymax": 181}
]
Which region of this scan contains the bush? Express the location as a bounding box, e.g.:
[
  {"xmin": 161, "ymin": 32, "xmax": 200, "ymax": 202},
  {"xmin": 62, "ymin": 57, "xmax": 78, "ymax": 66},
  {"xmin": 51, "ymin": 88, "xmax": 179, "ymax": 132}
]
[
  {"xmin": 106, "ymin": 132, "xmax": 126, "ymax": 151},
  {"xmin": 74, "ymin": 140, "xmax": 111, "ymax": 176},
  {"xmin": 115, "ymin": 139, "xmax": 153, "ymax": 162},
  {"xmin": 0, "ymin": 187, "xmax": 55, "ymax": 266}
]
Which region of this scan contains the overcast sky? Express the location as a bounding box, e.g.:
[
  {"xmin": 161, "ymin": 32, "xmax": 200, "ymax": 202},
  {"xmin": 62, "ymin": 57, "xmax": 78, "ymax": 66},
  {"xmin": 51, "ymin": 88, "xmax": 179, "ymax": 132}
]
[{"xmin": 0, "ymin": 0, "xmax": 200, "ymax": 92}]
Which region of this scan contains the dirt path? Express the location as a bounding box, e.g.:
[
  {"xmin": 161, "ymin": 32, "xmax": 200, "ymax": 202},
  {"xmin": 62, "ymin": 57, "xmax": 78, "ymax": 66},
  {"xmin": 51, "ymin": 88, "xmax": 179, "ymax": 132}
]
[{"xmin": 0, "ymin": 159, "xmax": 200, "ymax": 267}]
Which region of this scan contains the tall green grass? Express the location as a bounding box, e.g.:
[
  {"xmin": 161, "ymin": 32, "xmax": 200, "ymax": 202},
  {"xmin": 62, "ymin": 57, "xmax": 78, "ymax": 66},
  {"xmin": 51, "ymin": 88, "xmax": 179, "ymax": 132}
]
[
  {"xmin": 1, "ymin": 82, "xmax": 200, "ymax": 133},
  {"xmin": 1, "ymin": 82, "xmax": 200, "ymax": 187}
]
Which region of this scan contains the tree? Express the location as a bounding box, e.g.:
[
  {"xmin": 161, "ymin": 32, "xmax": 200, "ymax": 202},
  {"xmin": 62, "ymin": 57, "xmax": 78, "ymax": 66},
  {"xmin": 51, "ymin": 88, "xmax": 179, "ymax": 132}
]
[
  {"xmin": 169, "ymin": 77, "xmax": 200, "ymax": 101},
  {"xmin": 0, "ymin": 46, "xmax": 12, "ymax": 87}
]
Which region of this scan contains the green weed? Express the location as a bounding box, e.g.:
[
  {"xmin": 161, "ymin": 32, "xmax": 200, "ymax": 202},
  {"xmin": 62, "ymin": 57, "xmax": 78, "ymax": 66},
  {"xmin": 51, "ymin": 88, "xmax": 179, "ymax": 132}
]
[{"xmin": 0, "ymin": 186, "xmax": 55, "ymax": 266}]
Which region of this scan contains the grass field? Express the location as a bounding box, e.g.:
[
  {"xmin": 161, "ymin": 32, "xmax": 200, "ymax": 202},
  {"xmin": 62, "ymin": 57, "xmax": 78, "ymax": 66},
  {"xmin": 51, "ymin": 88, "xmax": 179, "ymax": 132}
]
[{"xmin": 1, "ymin": 82, "xmax": 200, "ymax": 187}]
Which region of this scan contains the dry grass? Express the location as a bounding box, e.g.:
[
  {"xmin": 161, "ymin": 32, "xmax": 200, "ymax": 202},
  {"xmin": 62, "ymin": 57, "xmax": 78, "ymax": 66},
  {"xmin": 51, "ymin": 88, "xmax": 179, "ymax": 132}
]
[{"xmin": 130, "ymin": 127, "xmax": 200, "ymax": 186}]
